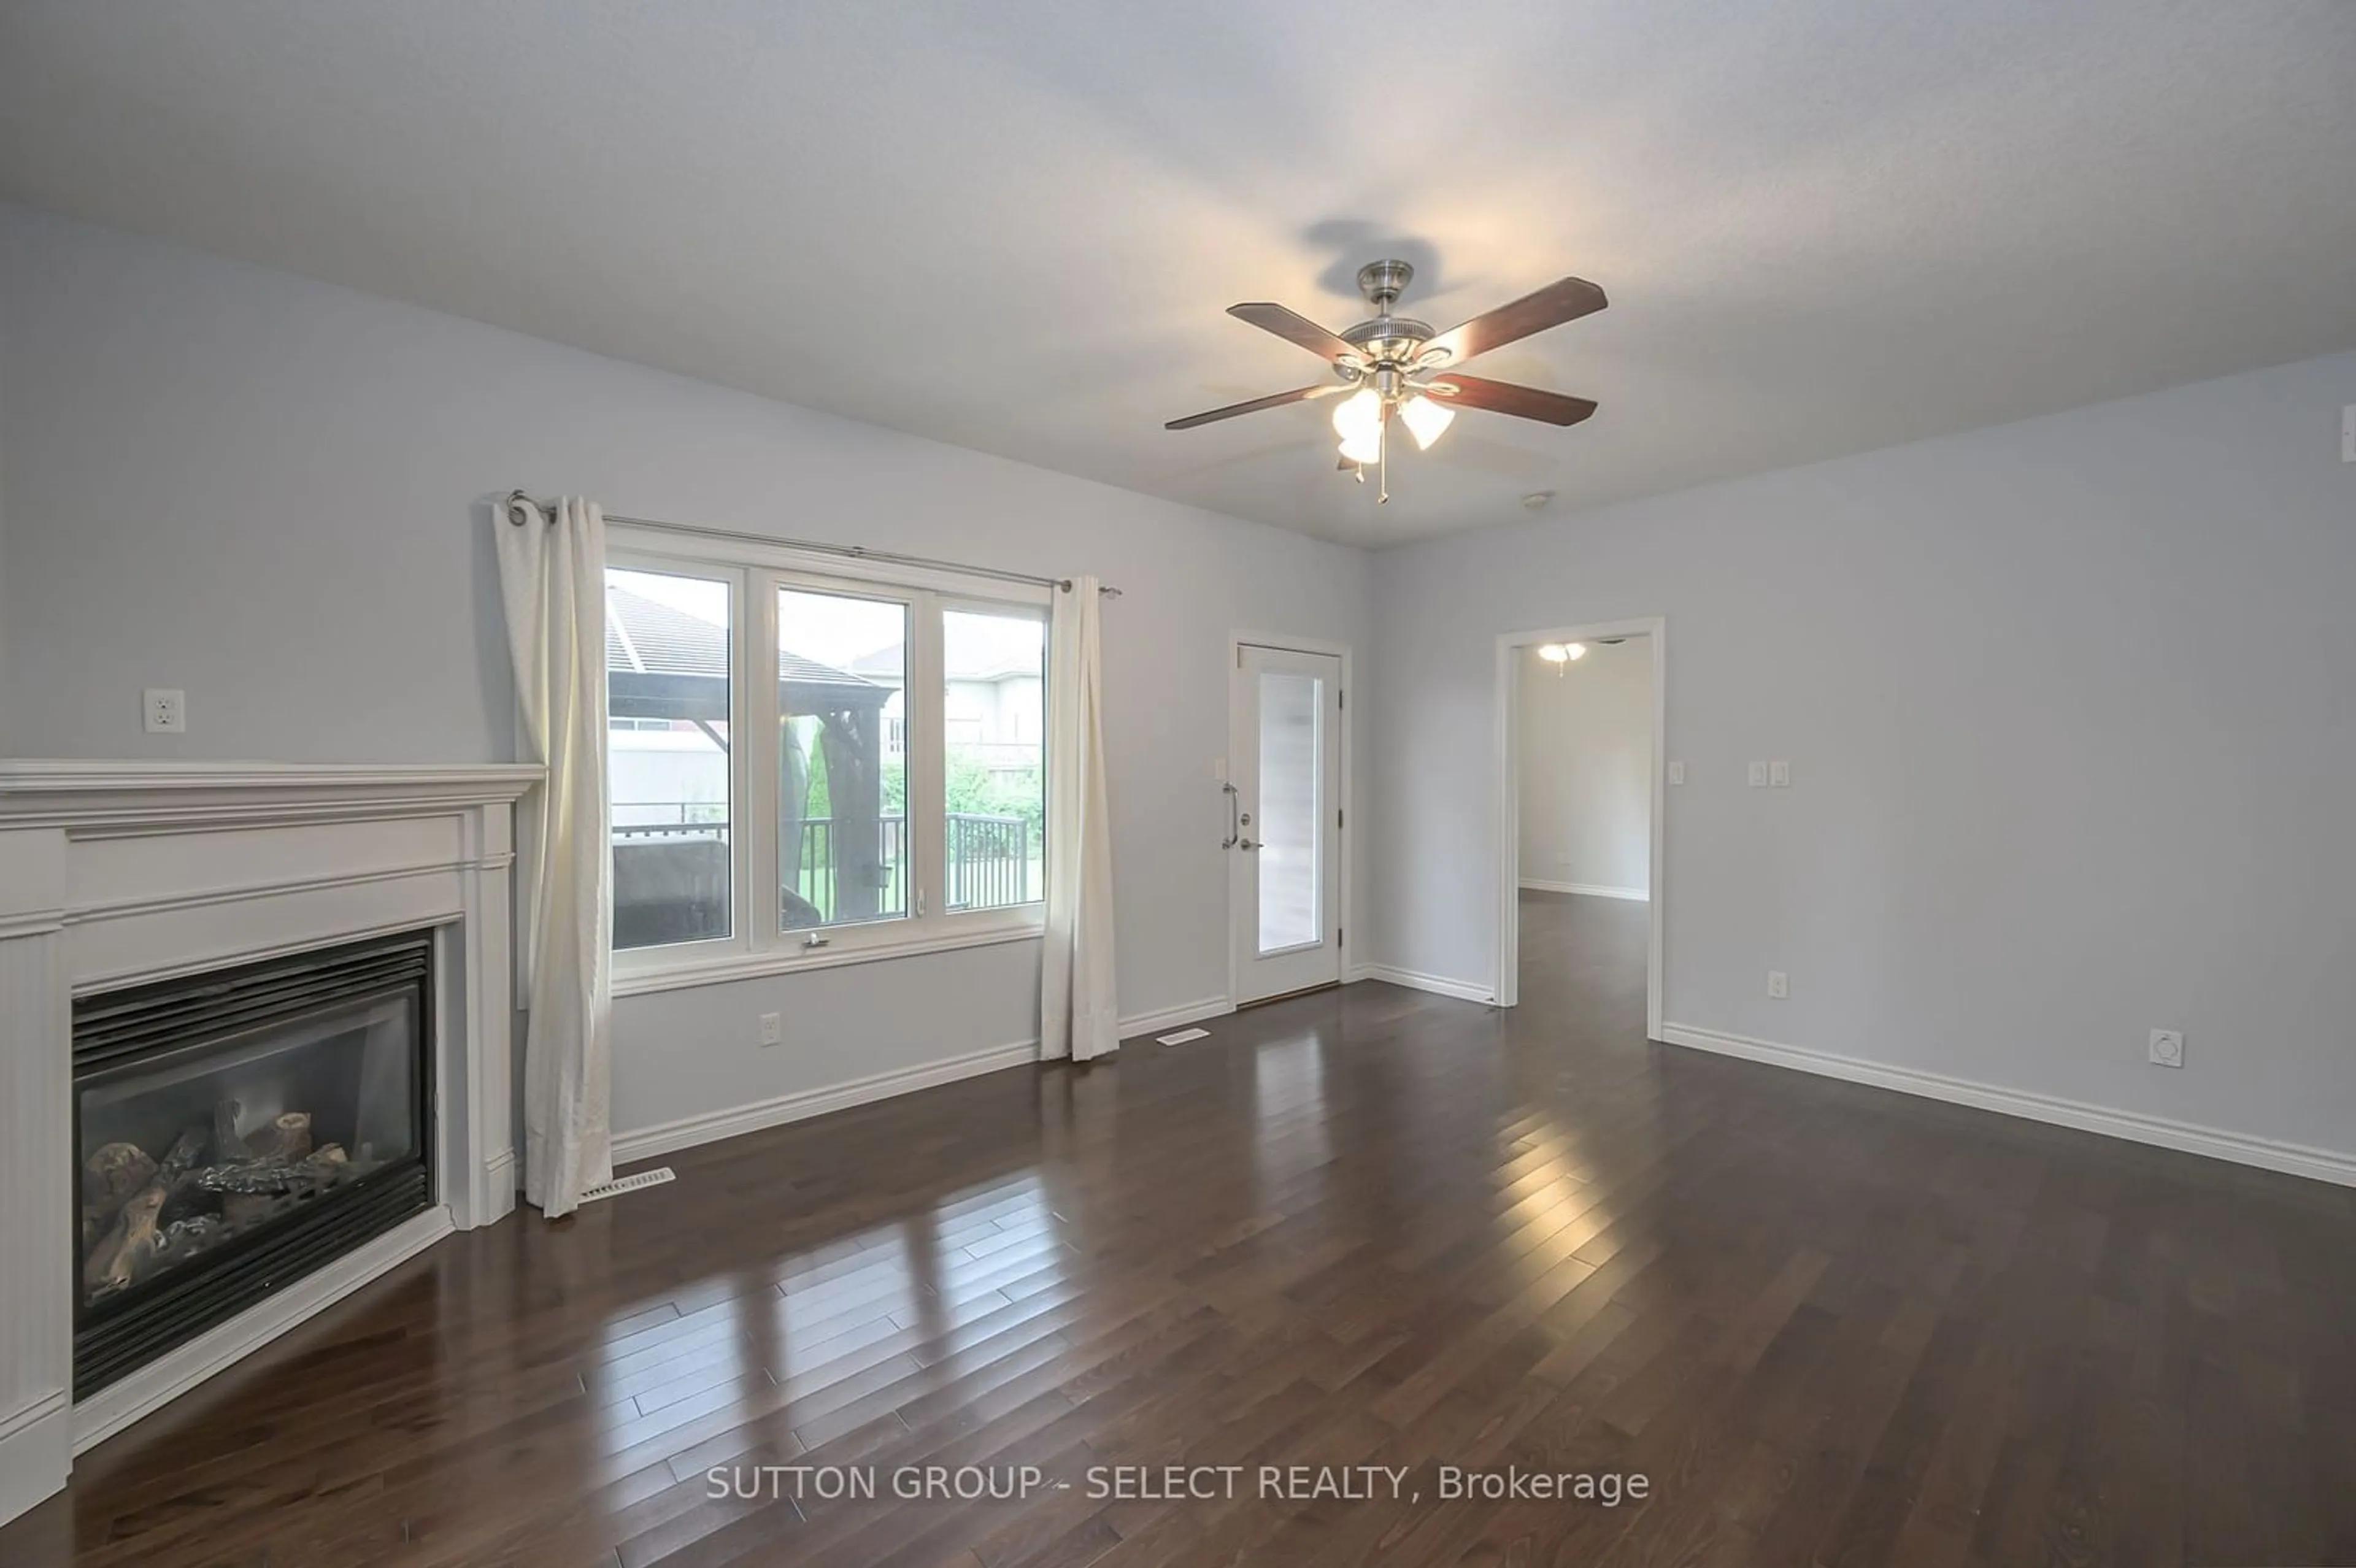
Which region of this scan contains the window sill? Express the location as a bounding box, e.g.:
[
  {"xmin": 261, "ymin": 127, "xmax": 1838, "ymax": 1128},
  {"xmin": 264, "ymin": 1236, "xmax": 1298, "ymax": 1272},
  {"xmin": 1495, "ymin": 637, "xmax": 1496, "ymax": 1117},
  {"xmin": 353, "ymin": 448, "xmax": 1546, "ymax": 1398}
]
[{"xmin": 612, "ymin": 920, "xmax": 1044, "ymax": 999}]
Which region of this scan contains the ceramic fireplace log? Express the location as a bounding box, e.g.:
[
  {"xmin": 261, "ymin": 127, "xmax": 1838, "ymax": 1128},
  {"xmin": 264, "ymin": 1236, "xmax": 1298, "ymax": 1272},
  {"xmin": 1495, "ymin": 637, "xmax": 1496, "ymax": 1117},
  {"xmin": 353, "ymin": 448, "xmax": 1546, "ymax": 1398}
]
[
  {"xmin": 82, "ymin": 1128, "xmax": 203, "ymax": 1294},
  {"xmin": 246, "ymin": 1112, "xmax": 313, "ymax": 1164},
  {"xmin": 212, "ymin": 1097, "xmax": 253, "ymax": 1161},
  {"xmin": 80, "ymin": 1140, "xmax": 160, "ymax": 1253}
]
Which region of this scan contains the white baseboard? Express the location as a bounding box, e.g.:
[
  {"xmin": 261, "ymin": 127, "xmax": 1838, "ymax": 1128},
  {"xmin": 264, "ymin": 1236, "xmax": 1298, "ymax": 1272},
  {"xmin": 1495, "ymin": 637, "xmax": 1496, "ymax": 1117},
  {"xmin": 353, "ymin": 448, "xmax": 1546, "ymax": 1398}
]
[
  {"xmin": 1659, "ymin": 1023, "xmax": 2356, "ymax": 1188},
  {"xmin": 1355, "ymin": 965, "xmax": 1497, "ymax": 1005},
  {"xmin": 1519, "ymin": 878, "xmax": 1649, "ymax": 901},
  {"xmin": 72, "ymin": 1204, "xmax": 458, "ymax": 1453},
  {"xmin": 615, "ymin": 997, "xmax": 1249, "ymax": 1169},
  {"xmin": 1118, "ymin": 995, "xmax": 1234, "ymax": 1041},
  {"xmin": 612, "ymin": 1039, "xmax": 1041, "ymax": 1166},
  {"xmin": 0, "ymin": 1390, "xmax": 69, "ymax": 1527}
]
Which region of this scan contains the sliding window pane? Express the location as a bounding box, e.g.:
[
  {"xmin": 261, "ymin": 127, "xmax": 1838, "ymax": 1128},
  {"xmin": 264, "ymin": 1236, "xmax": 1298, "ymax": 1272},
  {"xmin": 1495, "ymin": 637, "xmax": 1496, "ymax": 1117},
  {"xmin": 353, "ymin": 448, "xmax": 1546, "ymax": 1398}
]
[
  {"xmin": 942, "ymin": 609, "xmax": 1045, "ymax": 911},
  {"xmin": 779, "ymin": 588, "xmax": 910, "ymax": 930},
  {"xmin": 605, "ymin": 567, "xmax": 733, "ymax": 950}
]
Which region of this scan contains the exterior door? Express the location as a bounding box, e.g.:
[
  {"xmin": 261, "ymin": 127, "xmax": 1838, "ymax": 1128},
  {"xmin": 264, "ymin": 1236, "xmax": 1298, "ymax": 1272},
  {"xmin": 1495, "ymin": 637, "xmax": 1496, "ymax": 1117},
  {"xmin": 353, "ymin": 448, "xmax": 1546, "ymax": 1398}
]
[{"xmin": 1230, "ymin": 644, "xmax": 1344, "ymax": 1004}]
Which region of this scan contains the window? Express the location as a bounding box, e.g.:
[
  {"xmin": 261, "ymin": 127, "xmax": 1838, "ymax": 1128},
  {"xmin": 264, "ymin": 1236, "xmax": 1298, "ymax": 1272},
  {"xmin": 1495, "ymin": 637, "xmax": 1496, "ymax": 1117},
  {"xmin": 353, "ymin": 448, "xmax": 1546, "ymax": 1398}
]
[
  {"xmin": 603, "ymin": 539, "xmax": 1049, "ymax": 986},
  {"xmin": 606, "ymin": 567, "xmax": 733, "ymax": 952},
  {"xmin": 777, "ymin": 586, "xmax": 909, "ymax": 932},
  {"xmin": 942, "ymin": 609, "xmax": 1045, "ymax": 912}
]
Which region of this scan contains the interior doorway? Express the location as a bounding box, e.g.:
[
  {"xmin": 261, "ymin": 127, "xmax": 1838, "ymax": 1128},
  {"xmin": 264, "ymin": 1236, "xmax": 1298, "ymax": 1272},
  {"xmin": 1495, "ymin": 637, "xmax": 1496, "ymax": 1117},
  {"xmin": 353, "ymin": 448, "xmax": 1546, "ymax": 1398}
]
[
  {"xmin": 1493, "ymin": 619, "xmax": 1665, "ymax": 1035},
  {"xmin": 1228, "ymin": 637, "xmax": 1349, "ymax": 1006}
]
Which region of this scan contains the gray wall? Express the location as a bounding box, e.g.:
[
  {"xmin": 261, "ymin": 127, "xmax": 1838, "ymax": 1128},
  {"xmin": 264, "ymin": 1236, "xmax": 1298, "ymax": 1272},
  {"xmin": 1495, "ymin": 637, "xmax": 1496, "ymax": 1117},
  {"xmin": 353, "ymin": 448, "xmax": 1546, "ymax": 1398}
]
[
  {"xmin": 1517, "ymin": 638, "xmax": 1651, "ymax": 897},
  {"xmin": 0, "ymin": 204, "xmax": 1373, "ymax": 1136},
  {"xmin": 10, "ymin": 196, "xmax": 2353, "ymax": 1169},
  {"xmin": 1371, "ymin": 348, "xmax": 2356, "ymax": 1158}
]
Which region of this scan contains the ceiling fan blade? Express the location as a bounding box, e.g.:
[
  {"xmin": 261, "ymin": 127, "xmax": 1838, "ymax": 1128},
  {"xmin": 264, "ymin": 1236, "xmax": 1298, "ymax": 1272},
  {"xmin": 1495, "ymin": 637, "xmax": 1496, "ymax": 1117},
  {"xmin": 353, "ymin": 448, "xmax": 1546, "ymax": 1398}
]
[
  {"xmin": 1226, "ymin": 302, "xmax": 1363, "ymax": 365},
  {"xmin": 1165, "ymin": 383, "xmax": 1343, "ymax": 431},
  {"xmin": 1423, "ymin": 373, "xmax": 1598, "ymax": 426},
  {"xmin": 1420, "ymin": 277, "xmax": 1607, "ymax": 367}
]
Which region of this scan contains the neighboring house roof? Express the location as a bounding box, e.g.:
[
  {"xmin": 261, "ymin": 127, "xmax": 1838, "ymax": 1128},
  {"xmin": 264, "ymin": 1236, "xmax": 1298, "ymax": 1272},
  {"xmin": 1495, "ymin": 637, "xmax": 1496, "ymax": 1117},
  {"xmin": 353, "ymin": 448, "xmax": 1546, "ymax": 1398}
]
[
  {"xmin": 605, "ymin": 586, "xmax": 871, "ymax": 690},
  {"xmin": 849, "ymin": 640, "xmax": 1041, "ymax": 685},
  {"xmin": 846, "ymin": 644, "xmax": 906, "ymax": 683},
  {"xmin": 606, "ymin": 586, "xmax": 887, "ymax": 715}
]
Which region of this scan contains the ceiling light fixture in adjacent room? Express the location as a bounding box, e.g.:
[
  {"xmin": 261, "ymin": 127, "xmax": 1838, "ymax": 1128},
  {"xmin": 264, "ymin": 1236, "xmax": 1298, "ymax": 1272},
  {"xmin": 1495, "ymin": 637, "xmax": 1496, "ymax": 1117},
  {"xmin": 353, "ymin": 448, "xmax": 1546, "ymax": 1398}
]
[{"xmin": 1537, "ymin": 642, "xmax": 1587, "ymax": 675}]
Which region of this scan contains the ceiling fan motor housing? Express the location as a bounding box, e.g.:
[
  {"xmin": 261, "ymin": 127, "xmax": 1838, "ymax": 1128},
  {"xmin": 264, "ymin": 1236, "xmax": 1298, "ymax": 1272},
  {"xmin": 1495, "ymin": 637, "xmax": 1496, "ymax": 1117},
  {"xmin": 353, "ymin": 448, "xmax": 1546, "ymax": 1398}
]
[
  {"xmin": 1355, "ymin": 258, "xmax": 1415, "ymax": 311},
  {"xmin": 1342, "ymin": 259, "xmax": 1436, "ymax": 375}
]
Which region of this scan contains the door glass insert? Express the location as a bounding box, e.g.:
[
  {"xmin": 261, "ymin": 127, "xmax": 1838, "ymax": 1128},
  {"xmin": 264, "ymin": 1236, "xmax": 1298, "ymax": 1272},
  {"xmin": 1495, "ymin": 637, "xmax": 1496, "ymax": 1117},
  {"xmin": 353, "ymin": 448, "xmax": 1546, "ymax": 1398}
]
[{"xmin": 1256, "ymin": 671, "xmax": 1323, "ymax": 953}]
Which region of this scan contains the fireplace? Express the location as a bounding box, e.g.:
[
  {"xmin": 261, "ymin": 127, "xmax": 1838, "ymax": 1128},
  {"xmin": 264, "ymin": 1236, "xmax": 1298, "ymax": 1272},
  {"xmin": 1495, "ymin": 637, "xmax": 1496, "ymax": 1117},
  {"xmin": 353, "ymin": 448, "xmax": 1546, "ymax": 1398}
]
[{"xmin": 72, "ymin": 931, "xmax": 435, "ymax": 1396}]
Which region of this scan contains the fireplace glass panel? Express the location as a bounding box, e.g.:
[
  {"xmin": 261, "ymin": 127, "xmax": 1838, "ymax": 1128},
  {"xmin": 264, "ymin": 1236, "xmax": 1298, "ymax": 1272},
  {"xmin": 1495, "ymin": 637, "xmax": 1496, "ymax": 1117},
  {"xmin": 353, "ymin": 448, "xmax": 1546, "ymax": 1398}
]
[
  {"xmin": 72, "ymin": 931, "xmax": 436, "ymax": 1395},
  {"xmin": 79, "ymin": 991, "xmax": 422, "ymax": 1313}
]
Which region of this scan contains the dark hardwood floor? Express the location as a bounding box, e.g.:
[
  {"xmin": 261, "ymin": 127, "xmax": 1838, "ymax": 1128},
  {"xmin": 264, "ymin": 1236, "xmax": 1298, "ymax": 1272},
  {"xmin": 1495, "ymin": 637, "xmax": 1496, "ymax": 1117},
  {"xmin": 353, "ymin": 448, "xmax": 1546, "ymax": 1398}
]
[{"xmin": 9, "ymin": 890, "xmax": 2355, "ymax": 1566}]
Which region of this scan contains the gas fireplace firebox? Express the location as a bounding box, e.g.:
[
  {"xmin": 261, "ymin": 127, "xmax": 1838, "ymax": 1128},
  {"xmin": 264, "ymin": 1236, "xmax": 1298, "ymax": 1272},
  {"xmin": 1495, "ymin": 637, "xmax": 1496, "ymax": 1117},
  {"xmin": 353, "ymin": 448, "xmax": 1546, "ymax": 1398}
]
[{"xmin": 72, "ymin": 931, "xmax": 435, "ymax": 1396}]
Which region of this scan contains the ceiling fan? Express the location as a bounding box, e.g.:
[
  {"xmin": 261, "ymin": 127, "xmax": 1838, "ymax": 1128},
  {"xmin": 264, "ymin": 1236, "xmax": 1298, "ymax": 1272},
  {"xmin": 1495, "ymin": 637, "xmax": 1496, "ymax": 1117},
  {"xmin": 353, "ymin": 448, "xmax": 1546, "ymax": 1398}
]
[{"xmin": 1166, "ymin": 259, "xmax": 1607, "ymax": 501}]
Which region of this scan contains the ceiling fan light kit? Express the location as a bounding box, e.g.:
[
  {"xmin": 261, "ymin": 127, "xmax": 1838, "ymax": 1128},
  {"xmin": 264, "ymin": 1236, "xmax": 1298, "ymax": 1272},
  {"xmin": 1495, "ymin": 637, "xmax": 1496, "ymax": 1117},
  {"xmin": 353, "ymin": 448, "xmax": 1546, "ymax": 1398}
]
[{"xmin": 1167, "ymin": 258, "xmax": 1606, "ymax": 503}]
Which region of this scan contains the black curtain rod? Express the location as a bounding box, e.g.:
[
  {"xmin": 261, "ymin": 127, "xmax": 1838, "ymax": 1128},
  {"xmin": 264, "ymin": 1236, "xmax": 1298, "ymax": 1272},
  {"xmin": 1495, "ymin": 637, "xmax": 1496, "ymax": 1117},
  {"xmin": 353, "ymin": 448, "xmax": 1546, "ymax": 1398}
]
[{"xmin": 502, "ymin": 492, "xmax": 1119, "ymax": 596}]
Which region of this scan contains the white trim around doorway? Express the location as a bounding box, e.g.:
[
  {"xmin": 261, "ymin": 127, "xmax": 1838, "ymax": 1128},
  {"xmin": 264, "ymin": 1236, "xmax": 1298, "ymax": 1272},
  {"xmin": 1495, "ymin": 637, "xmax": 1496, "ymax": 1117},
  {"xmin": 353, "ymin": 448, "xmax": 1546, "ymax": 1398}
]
[{"xmin": 1493, "ymin": 618, "xmax": 1666, "ymax": 1037}]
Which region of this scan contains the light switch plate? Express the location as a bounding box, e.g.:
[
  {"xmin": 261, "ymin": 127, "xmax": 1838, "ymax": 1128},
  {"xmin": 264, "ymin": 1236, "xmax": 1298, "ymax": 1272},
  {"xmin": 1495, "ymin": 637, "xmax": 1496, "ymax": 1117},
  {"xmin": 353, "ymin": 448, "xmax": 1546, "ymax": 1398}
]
[
  {"xmin": 1668, "ymin": 760, "xmax": 1686, "ymax": 786},
  {"xmin": 1747, "ymin": 761, "xmax": 1769, "ymax": 788},
  {"xmin": 1770, "ymin": 759, "xmax": 1790, "ymax": 788}
]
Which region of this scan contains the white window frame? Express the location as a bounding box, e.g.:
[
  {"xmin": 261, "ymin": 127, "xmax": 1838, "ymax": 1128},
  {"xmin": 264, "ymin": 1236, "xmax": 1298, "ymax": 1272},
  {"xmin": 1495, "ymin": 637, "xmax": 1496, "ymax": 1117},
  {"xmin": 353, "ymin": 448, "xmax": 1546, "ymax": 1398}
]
[{"xmin": 607, "ymin": 526, "xmax": 1050, "ymax": 997}]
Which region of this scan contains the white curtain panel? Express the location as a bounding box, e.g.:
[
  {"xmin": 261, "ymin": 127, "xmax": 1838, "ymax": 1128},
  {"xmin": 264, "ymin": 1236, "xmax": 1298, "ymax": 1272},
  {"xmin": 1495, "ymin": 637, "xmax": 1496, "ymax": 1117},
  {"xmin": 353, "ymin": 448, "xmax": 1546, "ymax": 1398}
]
[
  {"xmin": 1040, "ymin": 575, "xmax": 1119, "ymax": 1061},
  {"xmin": 494, "ymin": 496, "xmax": 615, "ymax": 1217}
]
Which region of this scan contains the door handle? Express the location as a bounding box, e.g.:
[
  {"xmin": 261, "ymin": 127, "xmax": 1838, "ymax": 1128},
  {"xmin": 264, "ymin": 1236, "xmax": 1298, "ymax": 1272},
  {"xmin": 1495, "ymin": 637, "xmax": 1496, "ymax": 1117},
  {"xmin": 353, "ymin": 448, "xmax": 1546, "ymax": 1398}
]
[
  {"xmin": 1238, "ymin": 839, "xmax": 1261, "ymax": 851},
  {"xmin": 1222, "ymin": 781, "xmax": 1240, "ymax": 849}
]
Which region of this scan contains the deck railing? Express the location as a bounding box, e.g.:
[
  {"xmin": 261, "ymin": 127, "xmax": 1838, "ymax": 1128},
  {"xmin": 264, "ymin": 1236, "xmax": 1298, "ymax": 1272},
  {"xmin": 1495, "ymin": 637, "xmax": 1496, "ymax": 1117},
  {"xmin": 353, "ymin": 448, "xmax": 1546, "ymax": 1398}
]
[{"xmin": 612, "ymin": 807, "xmax": 1034, "ymax": 932}]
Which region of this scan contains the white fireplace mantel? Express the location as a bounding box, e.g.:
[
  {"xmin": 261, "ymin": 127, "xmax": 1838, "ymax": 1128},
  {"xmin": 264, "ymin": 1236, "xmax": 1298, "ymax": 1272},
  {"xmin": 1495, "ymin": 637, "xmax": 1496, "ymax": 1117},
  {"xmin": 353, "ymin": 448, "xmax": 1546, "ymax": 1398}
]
[{"xmin": 0, "ymin": 759, "xmax": 542, "ymax": 1529}]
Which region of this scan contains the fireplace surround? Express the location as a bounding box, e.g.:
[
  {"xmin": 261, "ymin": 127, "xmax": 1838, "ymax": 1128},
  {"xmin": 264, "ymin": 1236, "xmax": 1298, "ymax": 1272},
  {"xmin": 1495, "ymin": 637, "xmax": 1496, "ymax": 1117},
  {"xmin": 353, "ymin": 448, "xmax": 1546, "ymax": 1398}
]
[{"xmin": 0, "ymin": 760, "xmax": 540, "ymax": 1529}]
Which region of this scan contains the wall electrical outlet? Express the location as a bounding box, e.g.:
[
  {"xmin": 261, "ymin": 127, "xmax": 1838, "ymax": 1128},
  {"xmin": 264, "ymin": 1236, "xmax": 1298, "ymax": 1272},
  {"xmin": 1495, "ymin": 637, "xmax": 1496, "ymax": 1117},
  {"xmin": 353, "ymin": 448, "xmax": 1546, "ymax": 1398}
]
[
  {"xmin": 1767, "ymin": 970, "xmax": 1790, "ymax": 999},
  {"xmin": 1668, "ymin": 760, "xmax": 1686, "ymax": 786},
  {"xmin": 1747, "ymin": 761, "xmax": 1769, "ymax": 788},
  {"xmin": 758, "ymin": 1012, "xmax": 783, "ymax": 1047},
  {"xmin": 1769, "ymin": 759, "xmax": 1791, "ymax": 788},
  {"xmin": 143, "ymin": 688, "xmax": 187, "ymax": 734},
  {"xmin": 2148, "ymin": 1028, "xmax": 2184, "ymax": 1068}
]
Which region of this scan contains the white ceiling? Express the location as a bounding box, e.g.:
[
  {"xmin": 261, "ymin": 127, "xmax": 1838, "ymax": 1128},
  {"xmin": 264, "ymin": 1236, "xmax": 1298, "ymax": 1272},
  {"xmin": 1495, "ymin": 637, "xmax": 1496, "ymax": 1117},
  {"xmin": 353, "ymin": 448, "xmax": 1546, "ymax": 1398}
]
[{"xmin": 2, "ymin": 2, "xmax": 2353, "ymax": 547}]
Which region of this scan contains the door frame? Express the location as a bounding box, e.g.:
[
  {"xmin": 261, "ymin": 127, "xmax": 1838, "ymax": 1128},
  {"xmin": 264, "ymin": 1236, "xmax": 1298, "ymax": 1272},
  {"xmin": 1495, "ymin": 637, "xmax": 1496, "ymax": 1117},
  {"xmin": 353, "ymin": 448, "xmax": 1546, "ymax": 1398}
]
[
  {"xmin": 1228, "ymin": 631, "xmax": 1355, "ymax": 1009},
  {"xmin": 1492, "ymin": 617, "xmax": 1665, "ymax": 1037}
]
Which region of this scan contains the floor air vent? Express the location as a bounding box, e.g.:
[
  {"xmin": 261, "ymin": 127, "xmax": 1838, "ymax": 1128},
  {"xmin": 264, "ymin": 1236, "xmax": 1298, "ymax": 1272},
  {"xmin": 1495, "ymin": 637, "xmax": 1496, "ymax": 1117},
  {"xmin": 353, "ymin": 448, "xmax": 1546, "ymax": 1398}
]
[
  {"xmin": 579, "ymin": 1167, "xmax": 675, "ymax": 1204},
  {"xmin": 1157, "ymin": 1028, "xmax": 1212, "ymax": 1046}
]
